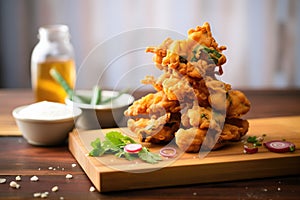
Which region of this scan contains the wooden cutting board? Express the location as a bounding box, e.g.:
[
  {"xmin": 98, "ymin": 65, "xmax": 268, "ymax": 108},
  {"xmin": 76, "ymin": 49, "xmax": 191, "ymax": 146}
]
[{"xmin": 68, "ymin": 116, "xmax": 300, "ymax": 192}]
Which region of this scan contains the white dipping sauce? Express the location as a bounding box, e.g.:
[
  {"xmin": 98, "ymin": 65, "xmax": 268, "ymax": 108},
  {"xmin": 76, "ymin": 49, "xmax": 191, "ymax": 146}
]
[{"xmin": 18, "ymin": 101, "xmax": 74, "ymax": 120}]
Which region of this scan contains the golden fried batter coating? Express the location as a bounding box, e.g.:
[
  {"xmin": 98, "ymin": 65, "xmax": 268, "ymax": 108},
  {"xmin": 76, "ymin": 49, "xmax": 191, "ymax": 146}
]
[
  {"xmin": 124, "ymin": 91, "xmax": 181, "ymax": 117},
  {"xmin": 175, "ymin": 128, "xmax": 206, "ymax": 153},
  {"xmin": 175, "ymin": 118, "xmax": 249, "ymax": 153},
  {"xmin": 127, "ymin": 113, "xmax": 181, "ymax": 144},
  {"xmin": 226, "ymin": 90, "xmax": 251, "ymax": 118},
  {"xmin": 221, "ymin": 118, "xmax": 249, "ymax": 140},
  {"xmin": 188, "ymin": 22, "xmax": 227, "ymax": 55}
]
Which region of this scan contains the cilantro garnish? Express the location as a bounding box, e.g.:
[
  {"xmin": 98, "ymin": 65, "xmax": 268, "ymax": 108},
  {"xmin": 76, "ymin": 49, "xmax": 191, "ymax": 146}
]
[{"xmin": 89, "ymin": 131, "xmax": 162, "ymax": 164}]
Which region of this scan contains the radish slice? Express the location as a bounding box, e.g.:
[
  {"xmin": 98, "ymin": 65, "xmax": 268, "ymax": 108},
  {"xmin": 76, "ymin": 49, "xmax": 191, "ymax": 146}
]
[
  {"xmin": 159, "ymin": 147, "xmax": 176, "ymax": 158},
  {"xmin": 264, "ymin": 140, "xmax": 296, "ymax": 153},
  {"xmin": 124, "ymin": 144, "xmax": 142, "ymax": 153},
  {"xmin": 244, "ymin": 145, "xmax": 258, "ymax": 154}
]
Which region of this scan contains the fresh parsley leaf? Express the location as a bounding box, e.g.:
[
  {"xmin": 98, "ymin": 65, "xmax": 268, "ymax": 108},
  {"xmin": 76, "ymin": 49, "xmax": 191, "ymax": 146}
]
[
  {"xmin": 105, "ymin": 131, "xmax": 124, "ymax": 147},
  {"xmin": 124, "ymin": 153, "xmax": 136, "ymax": 161},
  {"xmin": 138, "ymin": 147, "xmax": 162, "ymax": 164},
  {"xmin": 89, "ymin": 138, "xmax": 106, "ymax": 156},
  {"xmin": 105, "ymin": 131, "xmax": 135, "ymax": 147},
  {"xmin": 91, "ymin": 138, "xmax": 101, "ymax": 149},
  {"xmin": 89, "ymin": 147, "xmax": 105, "ymax": 157},
  {"xmin": 89, "ymin": 148, "xmax": 100, "ymax": 157},
  {"xmin": 102, "ymin": 139, "xmax": 121, "ymax": 152}
]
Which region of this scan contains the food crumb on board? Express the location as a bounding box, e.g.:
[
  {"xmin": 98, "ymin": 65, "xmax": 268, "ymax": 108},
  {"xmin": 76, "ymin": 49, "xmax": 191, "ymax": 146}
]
[
  {"xmin": 51, "ymin": 186, "xmax": 59, "ymax": 192},
  {"xmin": 30, "ymin": 175, "xmax": 39, "ymax": 182},
  {"xmin": 65, "ymin": 174, "xmax": 73, "ymax": 179},
  {"xmin": 33, "ymin": 192, "xmax": 41, "ymax": 198},
  {"xmin": 9, "ymin": 181, "xmax": 20, "ymax": 189},
  {"xmin": 89, "ymin": 186, "xmax": 96, "ymax": 192},
  {"xmin": 15, "ymin": 175, "xmax": 21, "ymax": 181},
  {"xmin": 193, "ymin": 192, "xmax": 197, "ymax": 196},
  {"xmin": 0, "ymin": 178, "xmax": 6, "ymax": 184},
  {"xmin": 4, "ymin": 164, "xmax": 80, "ymax": 197},
  {"xmin": 40, "ymin": 192, "xmax": 49, "ymax": 198}
]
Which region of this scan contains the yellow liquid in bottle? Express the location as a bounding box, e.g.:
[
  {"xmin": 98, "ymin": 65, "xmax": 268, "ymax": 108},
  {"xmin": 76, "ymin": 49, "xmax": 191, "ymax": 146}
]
[{"xmin": 33, "ymin": 60, "xmax": 76, "ymax": 103}]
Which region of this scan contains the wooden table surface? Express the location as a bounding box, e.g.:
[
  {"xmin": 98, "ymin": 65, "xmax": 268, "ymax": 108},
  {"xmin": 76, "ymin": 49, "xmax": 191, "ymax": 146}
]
[{"xmin": 1, "ymin": 89, "xmax": 300, "ymax": 199}]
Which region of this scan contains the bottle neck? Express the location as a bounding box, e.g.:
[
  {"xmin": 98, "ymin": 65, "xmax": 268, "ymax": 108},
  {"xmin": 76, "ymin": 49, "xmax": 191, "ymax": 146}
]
[{"xmin": 38, "ymin": 25, "xmax": 70, "ymax": 43}]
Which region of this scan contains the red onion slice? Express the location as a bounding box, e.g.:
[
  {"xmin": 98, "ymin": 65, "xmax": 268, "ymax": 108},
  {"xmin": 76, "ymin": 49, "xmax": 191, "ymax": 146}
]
[
  {"xmin": 244, "ymin": 145, "xmax": 258, "ymax": 154},
  {"xmin": 264, "ymin": 140, "xmax": 296, "ymax": 153},
  {"xmin": 159, "ymin": 147, "xmax": 177, "ymax": 158}
]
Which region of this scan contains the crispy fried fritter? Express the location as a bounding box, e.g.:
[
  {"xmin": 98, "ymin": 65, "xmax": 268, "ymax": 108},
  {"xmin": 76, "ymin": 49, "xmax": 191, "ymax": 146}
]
[{"xmin": 125, "ymin": 22, "xmax": 251, "ymax": 152}]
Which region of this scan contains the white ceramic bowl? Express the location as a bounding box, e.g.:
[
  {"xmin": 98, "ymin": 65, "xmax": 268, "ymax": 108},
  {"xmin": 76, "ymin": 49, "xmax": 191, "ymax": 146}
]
[
  {"xmin": 65, "ymin": 90, "xmax": 134, "ymax": 130},
  {"xmin": 12, "ymin": 102, "xmax": 82, "ymax": 146}
]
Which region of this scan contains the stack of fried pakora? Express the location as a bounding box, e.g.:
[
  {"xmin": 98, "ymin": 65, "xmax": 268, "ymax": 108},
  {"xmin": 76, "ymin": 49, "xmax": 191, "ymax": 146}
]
[{"xmin": 124, "ymin": 22, "xmax": 250, "ymax": 153}]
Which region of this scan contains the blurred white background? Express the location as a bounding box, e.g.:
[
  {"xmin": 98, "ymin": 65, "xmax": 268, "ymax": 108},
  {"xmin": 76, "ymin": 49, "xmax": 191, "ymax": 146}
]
[{"xmin": 0, "ymin": 0, "xmax": 299, "ymax": 89}]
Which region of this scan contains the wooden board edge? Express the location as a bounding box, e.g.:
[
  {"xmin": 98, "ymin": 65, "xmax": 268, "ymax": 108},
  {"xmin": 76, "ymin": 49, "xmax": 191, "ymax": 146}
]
[
  {"xmin": 68, "ymin": 131, "xmax": 102, "ymax": 191},
  {"xmin": 98, "ymin": 156, "xmax": 300, "ymax": 192}
]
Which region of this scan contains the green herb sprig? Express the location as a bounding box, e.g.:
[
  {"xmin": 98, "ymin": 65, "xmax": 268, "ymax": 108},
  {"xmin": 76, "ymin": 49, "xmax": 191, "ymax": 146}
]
[
  {"xmin": 89, "ymin": 131, "xmax": 162, "ymax": 164},
  {"xmin": 49, "ymin": 68, "xmax": 90, "ymax": 104},
  {"xmin": 50, "ymin": 68, "xmax": 127, "ymax": 105}
]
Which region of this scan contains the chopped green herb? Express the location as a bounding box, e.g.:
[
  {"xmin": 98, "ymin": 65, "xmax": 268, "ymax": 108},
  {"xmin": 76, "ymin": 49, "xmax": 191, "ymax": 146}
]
[
  {"xmin": 89, "ymin": 131, "xmax": 161, "ymax": 164},
  {"xmin": 289, "ymin": 145, "xmax": 295, "ymax": 152},
  {"xmin": 200, "ymin": 113, "xmax": 208, "ymax": 119},
  {"xmin": 179, "ymin": 56, "xmax": 188, "ymax": 64},
  {"xmin": 247, "ymin": 136, "xmax": 258, "ymax": 143},
  {"xmin": 246, "ymin": 134, "xmax": 266, "ymax": 147},
  {"xmin": 190, "ymin": 44, "xmax": 222, "ymax": 65}
]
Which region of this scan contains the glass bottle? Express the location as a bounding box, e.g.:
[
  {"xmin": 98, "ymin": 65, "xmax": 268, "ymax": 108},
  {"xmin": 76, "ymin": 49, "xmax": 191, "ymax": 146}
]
[{"xmin": 31, "ymin": 24, "xmax": 76, "ymax": 103}]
